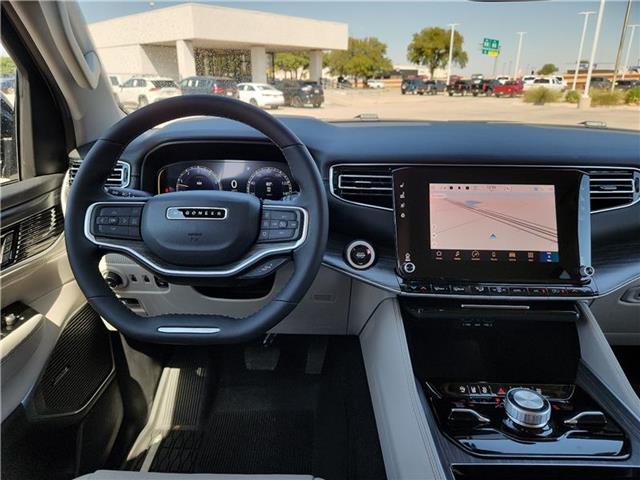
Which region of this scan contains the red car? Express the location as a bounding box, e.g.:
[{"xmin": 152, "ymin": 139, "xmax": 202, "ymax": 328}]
[{"xmin": 493, "ymin": 80, "xmax": 523, "ymax": 97}]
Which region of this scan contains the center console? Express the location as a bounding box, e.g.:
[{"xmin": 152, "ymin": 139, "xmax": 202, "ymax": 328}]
[{"xmin": 393, "ymin": 167, "xmax": 596, "ymax": 298}]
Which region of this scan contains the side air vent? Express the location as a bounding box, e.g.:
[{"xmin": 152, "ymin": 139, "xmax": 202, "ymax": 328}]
[
  {"xmin": 68, "ymin": 159, "xmax": 130, "ymax": 187},
  {"xmin": 587, "ymin": 169, "xmax": 640, "ymax": 213},
  {"xmin": 2, "ymin": 206, "xmax": 64, "ymax": 269},
  {"xmin": 331, "ymin": 165, "xmax": 394, "ymax": 209}
]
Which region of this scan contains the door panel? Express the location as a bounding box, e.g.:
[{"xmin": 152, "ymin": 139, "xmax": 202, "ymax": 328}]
[{"xmin": 1, "ymin": 173, "xmax": 86, "ymax": 421}]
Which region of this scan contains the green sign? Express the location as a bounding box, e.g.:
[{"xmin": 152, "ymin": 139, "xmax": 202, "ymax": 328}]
[{"xmin": 483, "ymin": 38, "xmax": 500, "ymax": 50}]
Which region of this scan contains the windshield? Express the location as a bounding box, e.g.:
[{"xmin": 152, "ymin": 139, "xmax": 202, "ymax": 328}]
[{"xmin": 80, "ymin": 1, "xmax": 640, "ymax": 130}]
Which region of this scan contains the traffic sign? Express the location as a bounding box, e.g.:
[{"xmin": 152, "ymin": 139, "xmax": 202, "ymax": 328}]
[{"xmin": 483, "ymin": 37, "xmax": 500, "ymax": 50}]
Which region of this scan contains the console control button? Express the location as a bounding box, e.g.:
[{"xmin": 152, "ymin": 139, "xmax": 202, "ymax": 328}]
[
  {"xmin": 345, "ymin": 240, "xmax": 376, "ymax": 270},
  {"xmin": 257, "ymin": 209, "xmax": 302, "ymax": 244},
  {"xmin": 93, "ymin": 204, "xmax": 143, "ymax": 240},
  {"xmin": 402, "ymin": 262, "xmax": 416, "ymax": 274}
]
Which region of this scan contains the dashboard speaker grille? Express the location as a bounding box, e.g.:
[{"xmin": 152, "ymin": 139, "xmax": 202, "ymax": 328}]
[{"xmin": 69, "ymin": 159, "xmax": 130, "ymax": 187}]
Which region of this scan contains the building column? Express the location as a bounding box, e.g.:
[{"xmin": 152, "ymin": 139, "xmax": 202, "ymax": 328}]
[
  {"xmin": 250, "ymin": 46, "xmax": 267, "ymax": 84},
  {"xmin": 176, "ymin": 39, "xmax": 196, "ymax": 79},
  {"xmin": 309, "ymin": 50, "xmax": 323, "ymax": 83}
]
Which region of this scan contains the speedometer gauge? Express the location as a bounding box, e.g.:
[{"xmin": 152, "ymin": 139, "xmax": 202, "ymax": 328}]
[
  {"xmin": 247, "ymin": 167, "xmax": 293, "ymax": 200},
  {"xmin": 176, "ymin": 166, "xmax": 221, "ymax": 191}
]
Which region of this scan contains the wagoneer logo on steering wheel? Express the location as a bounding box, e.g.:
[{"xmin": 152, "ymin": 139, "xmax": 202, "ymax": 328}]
[{"xmin": 166, "ymin": 207, "xmax": 228, "ymax": 220}]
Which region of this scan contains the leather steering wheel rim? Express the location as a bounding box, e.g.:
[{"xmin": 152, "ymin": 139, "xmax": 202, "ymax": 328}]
[{"xmin": 65, "ymin": 95, "xmax": 328, "ymax": 345}]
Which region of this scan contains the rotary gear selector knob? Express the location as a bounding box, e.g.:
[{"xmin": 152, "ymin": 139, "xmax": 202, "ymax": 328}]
[{"xmin": 504, "ymin": 388, "xmax": 551, "ymax": 429}]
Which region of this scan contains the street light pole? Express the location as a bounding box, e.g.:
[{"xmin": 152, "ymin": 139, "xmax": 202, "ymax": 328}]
[
  {"xmin": 446, "ymin": 23, "xmax": 459, "ymax": 85},
  {"xmin": 622, "ymin": 24, "xmax": 639, "ymax": 79},
  {"xmin": 582, "ymin": 0, "xmax": 606, "ymax": 105},
  {"xmin": 513, "ymin": 32, "xmax": 526, "ymax": 80},
  {"xmin": 610, "ymin": 0, "xmax": 633, "ymax": 91},
  {"xmin": 572, "ymin": 11, "xmax": 596, "ymax": 91}
]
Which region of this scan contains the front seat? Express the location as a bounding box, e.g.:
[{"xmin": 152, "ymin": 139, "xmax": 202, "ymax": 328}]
[{"xmin": 77, "ymin": 473, "xmax": 323, "ymax": 480}]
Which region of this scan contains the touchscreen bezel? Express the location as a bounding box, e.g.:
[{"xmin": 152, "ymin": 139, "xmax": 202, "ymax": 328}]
[{"xmin": 393, "ymin": 167, "xmax": 589, "ymax": 284}]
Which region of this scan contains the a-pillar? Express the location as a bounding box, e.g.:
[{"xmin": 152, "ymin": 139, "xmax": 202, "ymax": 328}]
[
  {"xmin": 309, "ymin": 50, "xmax": 323, "ymax": 83},
  {"xmin": 250, "ymin": 46, "xmax": 267, "ymax": 84},
  {"xmin": 176, "ymin": 39, "xmax": 196, "ymax": 79}
]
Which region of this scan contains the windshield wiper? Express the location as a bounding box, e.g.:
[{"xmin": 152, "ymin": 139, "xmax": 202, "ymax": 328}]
[
  {"xmin": 353, "ymin": 113, "xmax": 379, "ymax": 121},
  {"xmin": 579, "ymin": 120, "xmax": 608, "ymax": 129}
]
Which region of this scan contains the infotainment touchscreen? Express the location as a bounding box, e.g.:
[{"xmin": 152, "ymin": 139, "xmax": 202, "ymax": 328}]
[
  {"xmin": 428, "ymin": 183, "xmax": 559, "ymax": 263},
  {"xmin": 393, "ymin": 167, "xmax": 591, "ymax": 284}
]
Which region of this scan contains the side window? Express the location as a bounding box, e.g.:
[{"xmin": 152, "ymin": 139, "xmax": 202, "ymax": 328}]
[
  {"xmin": 246, "ymin": 85, "xmax": 255, "ymax": 92},
  {"xmin": 1, "ymin": 44, "xmax": 18, "ymax": 184},
  {"xmin": 122, "ymin": 79, "xmax": 134, "ymax": 88},
  {"xmin": 137, "ymin": 79, "xmax": 147, "ymax": 88}
]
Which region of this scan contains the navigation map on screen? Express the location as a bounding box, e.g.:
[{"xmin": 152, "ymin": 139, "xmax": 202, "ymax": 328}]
[{"xmin": 429, "ymin": 183, "xmax": 559, "ymax": 262}]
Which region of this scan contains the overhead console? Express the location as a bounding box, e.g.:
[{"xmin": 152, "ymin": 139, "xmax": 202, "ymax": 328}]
[{"xmin": 393, "ymin": 167, "xmax": 596, "ymax": 298}]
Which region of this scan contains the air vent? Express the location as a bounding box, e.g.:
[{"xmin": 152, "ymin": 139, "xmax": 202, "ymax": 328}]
[
  {"xmin": 68, "ymin": 159, "xmax": 130, "ymax": 188},
  {"xmin": 2, "ymin": 206, "xmax": 64, "ymax": 269},
  {"xmin": 587, "ymin": 169, "xmax": 640, "ymax": 212},
  {"xmin": 331, "ymin": 165, "xmax": 394, "ymax": 209}
]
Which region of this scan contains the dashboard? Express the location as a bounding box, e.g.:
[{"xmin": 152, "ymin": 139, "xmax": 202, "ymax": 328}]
[{"xmin": 103, "ymin": 116, "xmax": 639, "ymax": 301}]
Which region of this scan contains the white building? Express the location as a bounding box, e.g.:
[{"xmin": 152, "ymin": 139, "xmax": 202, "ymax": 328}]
[{"xmin": 88, "ymin": 3, "xmax": 348, "ymax": 83}]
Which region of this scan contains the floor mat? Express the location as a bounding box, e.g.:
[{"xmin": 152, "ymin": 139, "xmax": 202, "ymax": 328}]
[{"xmin": 126, "ymin": 336, "xmax": 387, "ymax": 480}]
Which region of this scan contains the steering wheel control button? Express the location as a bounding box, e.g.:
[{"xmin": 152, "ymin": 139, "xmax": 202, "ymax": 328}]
[
  {"xmin": 257, "ymin": 208, "xmax": 303, "ymax": 243},
  {"xmin": 93, "ymin": 203, "xmax": 144, "ymax": 240},
  {"xmin": 504, "ymin": 388, "xmax": 551, "ymax": 429}
]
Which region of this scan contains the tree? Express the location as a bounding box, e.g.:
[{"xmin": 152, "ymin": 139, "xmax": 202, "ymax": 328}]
[
  {"xmin": 0, "ymin": 56, "xmax": 16, "ymax": 76},
  {"xmin": 407, "ymin": 27, "xmax": 468, "ymax": 78},
  {"xmin": 537, "ymin": 63, "xmax": 558, "ymax": 75},
  {"xmin": 274, "ymin": 52, "xmax": 309, "ymax": 79},
  {"xmin": 325, "ymin": 37, "xmax": 393, "ymax": 85}
]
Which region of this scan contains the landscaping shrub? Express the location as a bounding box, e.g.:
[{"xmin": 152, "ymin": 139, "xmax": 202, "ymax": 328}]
[
  {"xmin": 523, "ymin": 87, "xmax": 563, "ymax": 104},
  {"xmin": 625, "ymin": 86, "xmax": 640, "ymax": 105},
  {"xmin": 565, "ymin": 90, "xmax": 580, "ymax": 103},
  {"xmin": 590, "ymin": 88, "xmax": 624, "ymax": 106}
]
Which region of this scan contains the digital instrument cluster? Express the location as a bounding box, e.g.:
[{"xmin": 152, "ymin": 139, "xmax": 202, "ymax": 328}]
[{"xmin": 156, "ymin": 160, "xmax": 296, "ymax": 200}]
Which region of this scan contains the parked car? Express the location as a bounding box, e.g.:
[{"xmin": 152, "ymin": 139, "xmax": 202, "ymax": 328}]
[
  {"xmin": 179, "ymin": 76, "xmax": 239, "ymax": 98},
  {"xmin": 471, "ymin": 79, "xmax": 499, "ymax": 96},
  {"xmin": 118, "ymin": 76, "xmax": 180, "ymax": 109},
  {"xmin": 590, "ymin": 77, "xmax": 612, "ymax": 89},
  {"xmin": 524, "ymin": 77, "xmax": 565, "ymax": 91},
  {"xmin": 336, "ymin": 76, "xmax": 352, "ymax": 89},
  {"xmin": 496, "ymin": 75, "xmax": 511, "ymax": 85},
  {"xmin": 447, "ymin": 80, "xmax": 473, "ymax": 96},
  {"xmin": 367, "ymin": 79, "xmax": 385, "ymax": 89},
  {"xmin": 423, "ymin": 80, "xmax": 446, "ymax": 95},
  {"xmin": 615, "ymin": 79, "xmax": 639, "ymax": 90},
  {"xmin": 237, "ymin": 83, "xmax": 285, "ymax": 109},
  {"xmin": 401, "ymin": 78, "xmax": 426, "ymax": 95},
  {"xmin": 273, "ymin": 80, "xmax": 324, "ymax": 107},
  {"xmin": 521, "ymin": 75, "xmax": 536, "ymax": 87},
  {"xmin": 493, "ymin": 80, "xmax": 524, "ymax": 97},
  {"xmin": 554, "ymin": 76, "xmax": 568, "ymax": 89}
]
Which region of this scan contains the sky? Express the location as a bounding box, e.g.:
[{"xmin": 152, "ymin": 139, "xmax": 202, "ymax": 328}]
[{"xmin": 76, "ymin": 0, "xmax": 640, "ymax": 76}]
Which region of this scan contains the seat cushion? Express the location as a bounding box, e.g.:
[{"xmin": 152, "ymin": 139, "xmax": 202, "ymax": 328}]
[{"xmin": 76, "ymin": 472, "xmax": 322, "ymax": 480}]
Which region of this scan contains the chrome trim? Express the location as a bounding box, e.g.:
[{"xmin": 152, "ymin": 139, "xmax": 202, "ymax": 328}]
[
  {"xmin": 165, "ymin": 207, "xmax": 228, "ymax": 220},
  {"xmin": 84, "ymin": 202, "xmax": 309, "ymax": 277},
  {"xmin": 460, "ymin": 304, "xmax": 530, "ymax": 310},
  {"xmin": 448, "ymin": 408, "xmax": 491, "ymax": 424},
  {"xmin": 344, "ymin": 240, "xmax": 376, "ymax": 270},
  {"xmin": 563, "ymin": 410, "xmax": 606, "ymax": 426},
  {"xmin": 158, "ymin": 327, "xmax": 221, "ymax": 334},
  {"xmin": 328, "ymin": 163, "xmax": 640, "ymax": 214}
]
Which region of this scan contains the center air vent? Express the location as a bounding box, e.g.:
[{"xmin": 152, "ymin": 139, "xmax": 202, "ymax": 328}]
[
  {"xmin": 68, "ymin": 159, "xmax": 130, "ymax": 188},
  {"xmin": 331, "ymin": 165, "xmax": 394, "ymax": 209},
  {"xmin": 587, "ymin": 169, "xmax": 640, "ymax": 213}
]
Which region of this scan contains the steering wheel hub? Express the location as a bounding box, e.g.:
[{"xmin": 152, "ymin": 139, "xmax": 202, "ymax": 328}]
[{"xmin": 141, "ymin": 190, "xmax": 261, "ymax": 266}]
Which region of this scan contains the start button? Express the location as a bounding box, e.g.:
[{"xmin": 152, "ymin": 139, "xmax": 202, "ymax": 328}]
[{"xmin": 345, "ymin": 240, "xmax": 376, "ymax": 270}]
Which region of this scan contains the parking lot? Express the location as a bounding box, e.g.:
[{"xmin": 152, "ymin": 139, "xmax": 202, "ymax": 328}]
[{"xmin": 276, "ymin": 88, "xmax": 640, "ymax": 131}]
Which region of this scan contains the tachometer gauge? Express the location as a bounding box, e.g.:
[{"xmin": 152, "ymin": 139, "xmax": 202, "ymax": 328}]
[
  {"xmin": 176, "ymin": 166, "xmax": 221, "ymax": 191},
  {"xmin": 247, "ymin": 167, "xmax": 293, "ymax": 200}
]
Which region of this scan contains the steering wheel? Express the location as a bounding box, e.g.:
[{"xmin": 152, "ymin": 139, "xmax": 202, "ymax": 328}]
[{"xmin": 65, "ymin": 95, "xmax": 328, "ymax": 345}]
